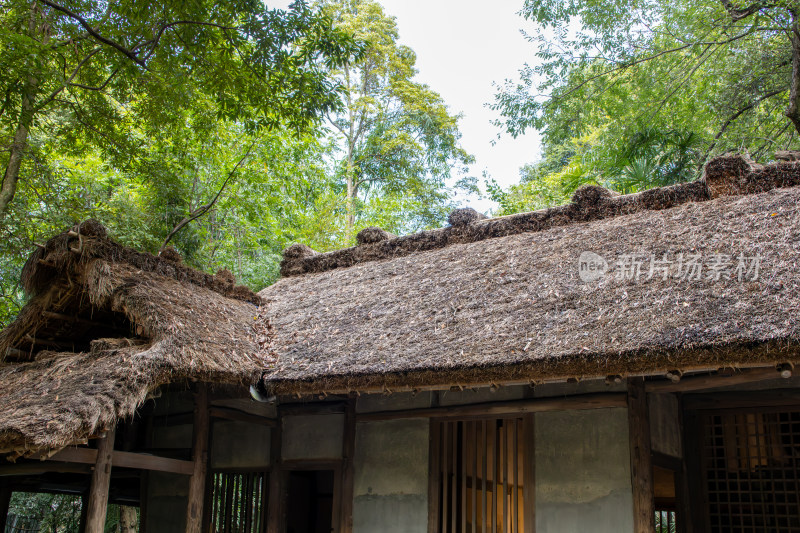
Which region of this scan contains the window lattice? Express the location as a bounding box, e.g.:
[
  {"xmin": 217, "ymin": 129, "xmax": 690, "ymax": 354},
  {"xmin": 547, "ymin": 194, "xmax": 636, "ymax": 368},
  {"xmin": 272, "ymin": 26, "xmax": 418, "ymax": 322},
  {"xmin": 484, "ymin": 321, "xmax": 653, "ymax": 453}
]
[
  {"xmin": 208, "ymin": 470, "xmax": 268, "ymax": 533},
  {"xmin": 701, "ymin": 410, "xmax": 800, "ymax": 532},
  {"xmin": 435, "ymin": 418, "xmax": 527, "ymax": 533}
]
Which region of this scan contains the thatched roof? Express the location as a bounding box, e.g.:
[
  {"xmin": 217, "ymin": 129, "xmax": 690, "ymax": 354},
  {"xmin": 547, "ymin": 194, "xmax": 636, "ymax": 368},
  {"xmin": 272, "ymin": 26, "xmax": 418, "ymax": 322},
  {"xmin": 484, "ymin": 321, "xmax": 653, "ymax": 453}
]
[
  {"xmin": 258, "ymin": 155, "xmax": 800, "ymax": 395},
  {"xmin": 0, "ymin": 222, "xmax": 274, "ymax": 457},
  {"xmin": 1, "ymin": 154, "xmax": 799, "ymax": 456}
]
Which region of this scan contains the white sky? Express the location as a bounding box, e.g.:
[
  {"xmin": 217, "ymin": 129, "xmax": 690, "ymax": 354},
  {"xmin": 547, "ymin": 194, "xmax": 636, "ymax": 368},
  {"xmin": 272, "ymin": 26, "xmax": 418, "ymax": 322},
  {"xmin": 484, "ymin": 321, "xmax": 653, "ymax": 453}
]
[
  {"xmin": 378, "ymin": 0, "xmax": 540, "ymax": 192},
  {"xmin": 271, "ymin": 0, "xmax": 542, "ymax": 211}
]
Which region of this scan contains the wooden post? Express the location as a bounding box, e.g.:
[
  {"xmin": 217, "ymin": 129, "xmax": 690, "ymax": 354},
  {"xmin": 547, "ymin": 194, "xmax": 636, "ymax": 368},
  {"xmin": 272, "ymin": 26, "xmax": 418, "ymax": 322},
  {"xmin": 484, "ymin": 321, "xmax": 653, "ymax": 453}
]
[
  {"xmin": 339, "ymin": 398, "xmax": 356, "ymax": 533},
  {"xmin": 85, "ymin": 426, "xmax": 116, "ymax": 533},
  {"xmin": 266, "ymin": 416, "xmax": 284, "ymax": 533},
  {"xmin": 186, "ymin": 385, "xmax": 209, "ymax": 533},
  {"xmin": 523, "ymin": 414, "xmax": 536, "ymax": 533},
  {"xmin": 427, "ymin": 420, "xmax": 441, "ymax": 533},
  {"xmin": 627, "ymin": 378, "xmax": 654, "ymax": 533},
  {"xmin": 0, "ymin": 486, "xmax": 11, "ymax": 530}
]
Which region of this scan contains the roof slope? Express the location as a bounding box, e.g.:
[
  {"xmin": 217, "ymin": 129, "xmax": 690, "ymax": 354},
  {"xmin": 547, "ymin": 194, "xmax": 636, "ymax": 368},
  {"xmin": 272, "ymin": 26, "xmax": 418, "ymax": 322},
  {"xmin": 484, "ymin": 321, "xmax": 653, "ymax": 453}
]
[
  {"xmin": 0, "ymin": 224, "xmax": 274, "ymax": 457},
  {"xmin": 260, "ymin": 156, "xmax": 800, "ymax": 395}
]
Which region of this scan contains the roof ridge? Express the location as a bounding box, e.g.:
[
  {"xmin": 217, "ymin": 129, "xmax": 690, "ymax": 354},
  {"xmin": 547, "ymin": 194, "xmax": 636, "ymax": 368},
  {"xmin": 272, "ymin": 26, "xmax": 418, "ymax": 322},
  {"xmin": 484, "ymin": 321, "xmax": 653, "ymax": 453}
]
[
  {"xmin": 21, "ymin": 220, "xmax": 262, "ymax": 305},
  {"xmin": 280, "ymin": 154, "xmax": 800, "ymax": 277}
]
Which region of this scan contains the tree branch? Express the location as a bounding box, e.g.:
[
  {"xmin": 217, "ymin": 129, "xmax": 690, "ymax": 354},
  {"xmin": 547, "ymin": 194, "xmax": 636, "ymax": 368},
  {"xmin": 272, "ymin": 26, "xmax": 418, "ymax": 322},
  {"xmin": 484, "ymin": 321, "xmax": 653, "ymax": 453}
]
[
  {"xmin": 35, "ymin": 47, "xmax": 101, "ymax": 110},
  {"xmin": 160, "ymin": 141, "xmax": 256, "ymax": 252},
  {"xmin": 40, "ymin": 0, "xmax": 147, "ymax": 66},
  {"xmin": 544, "ymin": 26, "xmax": 757, "ymax": 108},
  {"xmin": 68, "ymin": 66, "xmax": 122, "ymax": 92},
  {"xmin": 720, "ymin": 0, "xmax": 769, "ymax": 21},
  {"xmin": 699, "ymin": 87, "xmax": 785, "ymax": 168}
]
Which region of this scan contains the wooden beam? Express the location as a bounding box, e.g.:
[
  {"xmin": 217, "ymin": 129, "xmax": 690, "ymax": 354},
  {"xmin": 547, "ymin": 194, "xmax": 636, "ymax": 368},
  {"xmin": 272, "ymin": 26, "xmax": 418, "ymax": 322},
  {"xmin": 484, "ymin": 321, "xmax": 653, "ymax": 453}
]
[
  {"xmin": 208, "ymin": 406, "xmax": 277, "ymax": 426},
  {"xmin": 185, "ymin": 386, "xmax": 209, "ymax": 533},
  {"xmin": 24, "ymin": 334, "xmax": 75, "ymax": 350},
  {"xmin": 0, "ymin": 462, "xmax": 91, "ymax": 476},
  {"xmin": 339, "ymin": 399, "xmax": 356, "ymax": 533},
  {"xmin": 683, "ymin": 389, "xmax": 800, "ymax": 411},
  {"xmin": 278, "ymin": 401, "xmax": 347, "ymax": 416},
  {"xmin": 112, "ymin": 451, "xmax": 194, "ymax": 475},
  {"xmin": 46, "ymin": 448, "xmax": 194, "ymax": 475},
  {"xmin": 49, "ymin": 447, "xmax": 97, "ymax": 464},
  {"xmin": 646, "ymin": 366, "xmax": 787, "ymax": 393},
  {"xmin": 627, "ymin": 378, "xmax": 654, "ymax": 533},
  {"xmin": 4, "ymin": 347, "xmax": 29, "ymax": 360},
  {"xmin": 85, "ymin": 427, "xmax": 115, "ymax": 533},
  {"xmin": 356, "ymin": 392, "xmax": 627, "ymax": 422}
]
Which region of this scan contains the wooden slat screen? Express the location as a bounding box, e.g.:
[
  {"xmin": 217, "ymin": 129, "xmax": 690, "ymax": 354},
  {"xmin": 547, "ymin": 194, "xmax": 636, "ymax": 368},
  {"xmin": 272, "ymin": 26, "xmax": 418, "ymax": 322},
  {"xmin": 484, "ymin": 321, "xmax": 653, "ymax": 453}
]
[
  {"xmin": 208, "ymin": 470, "xmax": 268, "ymax": 533},
  {"xmin": 700, "ymin": 409, "xmax": 800, "ymax": 532},
  {"xmin": 654, "ymin": 510, "xmax": 676, "ymax": 533},
  {"xmin": 436, "ymin": 418, "xmax": 526, "ymax": 533}
]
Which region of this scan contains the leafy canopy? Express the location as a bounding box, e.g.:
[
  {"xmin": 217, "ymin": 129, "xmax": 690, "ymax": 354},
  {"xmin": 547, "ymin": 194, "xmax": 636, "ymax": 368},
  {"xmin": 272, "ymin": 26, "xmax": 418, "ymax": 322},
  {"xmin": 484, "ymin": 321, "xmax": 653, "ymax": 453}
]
[{"xmin": 491, "ymin": 0, "xmax": 800, "ymax": 213}]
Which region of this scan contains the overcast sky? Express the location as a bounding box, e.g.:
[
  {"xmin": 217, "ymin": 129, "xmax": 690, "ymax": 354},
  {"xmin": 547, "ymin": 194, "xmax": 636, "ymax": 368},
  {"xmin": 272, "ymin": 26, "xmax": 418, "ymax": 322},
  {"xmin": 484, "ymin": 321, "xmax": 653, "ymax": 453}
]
[
  {"xmin": 271, "ymin": 1, "xmax": 542, "ymax": 210},
  {"xmin": 377, "ymin": 1, "xmax": 540, "ymax": 191}
]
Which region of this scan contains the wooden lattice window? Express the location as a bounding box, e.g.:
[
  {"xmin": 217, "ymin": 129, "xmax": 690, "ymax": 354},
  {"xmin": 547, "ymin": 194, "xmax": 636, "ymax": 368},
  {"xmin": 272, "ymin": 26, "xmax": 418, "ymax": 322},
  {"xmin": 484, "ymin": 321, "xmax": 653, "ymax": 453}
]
[
  {"xmin": 654, "ymin": 510, "xmax": 676, "ymax": 533},
  {"xmin": 431, "ymin": 417, "xmax": 532, "ymax": 533},
  {"xmin": 700, "ymin": 409, "xmax": 800, "ymax": 532},
  {"xmin": 207, "ymin": 470, "xmax": 268, "ymax": 533}
]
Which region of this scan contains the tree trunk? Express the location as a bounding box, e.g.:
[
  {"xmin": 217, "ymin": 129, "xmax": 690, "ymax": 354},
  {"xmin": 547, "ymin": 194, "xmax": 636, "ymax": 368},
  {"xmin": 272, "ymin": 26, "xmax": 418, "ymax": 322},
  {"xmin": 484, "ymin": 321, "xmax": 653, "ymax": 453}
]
[
  {"xmin": 345, "ymin": 152, "xmax": 356, "ymax": 235},
  {"xmin": 0, "ymin": 87, "xmax": 35, "ymax": 214},
  {"xmin": 118, "ymin": 506, "xmax": 138, "ymax": 533},
  {"xmin": 0, "ymin": 2, "xmax": 41, "ymax": 216},
  {"xmin": 785, "ymin": 13, "xmax": 800, "ymax": 134}
]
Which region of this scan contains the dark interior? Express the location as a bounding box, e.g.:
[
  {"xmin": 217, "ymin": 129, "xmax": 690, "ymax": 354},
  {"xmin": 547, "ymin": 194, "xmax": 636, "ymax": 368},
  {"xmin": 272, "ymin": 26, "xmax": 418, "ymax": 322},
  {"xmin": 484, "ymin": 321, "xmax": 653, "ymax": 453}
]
[{"xmin": 286, "ymin": 470, "xmax": 334, "ymax": 533}]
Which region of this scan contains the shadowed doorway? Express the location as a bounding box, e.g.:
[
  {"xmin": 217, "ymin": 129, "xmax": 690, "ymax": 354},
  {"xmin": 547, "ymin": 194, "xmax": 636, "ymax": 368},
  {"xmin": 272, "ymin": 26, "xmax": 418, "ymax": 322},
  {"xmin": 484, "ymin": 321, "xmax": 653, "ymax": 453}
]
[{"xmin": 286, "ymin": 470, "xmax": 334, "ymax": 533}]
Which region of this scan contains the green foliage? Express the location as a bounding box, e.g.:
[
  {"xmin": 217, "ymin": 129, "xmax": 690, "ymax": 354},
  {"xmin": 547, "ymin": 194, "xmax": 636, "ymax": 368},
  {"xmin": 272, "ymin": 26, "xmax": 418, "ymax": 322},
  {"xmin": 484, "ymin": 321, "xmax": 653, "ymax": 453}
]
[
  {"xmin": 0, "ymin": 0, "xmax": 477, "ymax": 330},
  {"xmin": 491, "ymin": 0, "xmax": 800, "ymax": 212},
  {"xmin": 8, "ymin": 492, "xmax": 139, "ymax": 532},
  {"xmin": 0, "ymin": 0, "xmax": 363, "ymax": 215},
  {"xmin": 318, "ymin": 0, "xmax": 474, "ymax": 236}
]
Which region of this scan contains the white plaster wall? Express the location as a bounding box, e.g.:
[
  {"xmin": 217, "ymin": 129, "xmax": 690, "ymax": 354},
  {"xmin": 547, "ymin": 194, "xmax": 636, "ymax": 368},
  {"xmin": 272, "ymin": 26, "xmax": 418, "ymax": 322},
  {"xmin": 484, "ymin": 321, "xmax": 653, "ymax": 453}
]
[
  {"xmin": 352, "ymin": 418, "xmax": 429, "ymax": 533},
  {"xmin": 535, "ymin": 408, "xmax": 634, "ymax": 533}
]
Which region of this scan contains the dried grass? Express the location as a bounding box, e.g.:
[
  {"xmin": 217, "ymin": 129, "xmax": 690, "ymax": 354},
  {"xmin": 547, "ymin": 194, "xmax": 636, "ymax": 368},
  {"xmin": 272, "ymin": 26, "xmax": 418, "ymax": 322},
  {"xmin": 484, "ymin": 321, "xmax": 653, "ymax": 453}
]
[
  {"xmin": 0, "ymin": 226, "xmax": 275, "ymax": 457},
  {"xmin": 260, "ymin": 183, "xmax": 800, "ymax": 396},
  {"xmin": 279, "ymin": 156, "xmax": 800, "ymax": 278}
]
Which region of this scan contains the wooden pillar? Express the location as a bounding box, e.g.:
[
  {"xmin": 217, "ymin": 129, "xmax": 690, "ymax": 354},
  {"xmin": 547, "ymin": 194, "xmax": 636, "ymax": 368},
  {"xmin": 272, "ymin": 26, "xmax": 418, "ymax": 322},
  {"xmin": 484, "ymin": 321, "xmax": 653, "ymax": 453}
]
[
  {"xmin": 85, "ymin": 426, "xmax": 116, "ymax": 533},
  {"xmin": 523, "ymin": 414, "xmax": 536, "ymax": 533},
  {"xmin": 340, "ymin": 398, "xmax": 356, "ymax": 533},
  {"xmin": 0, "ymin": 486, "xmax": 11, "ymax": 530},
  {"xmin": 185, "ymin": 385, "xmax": 209, "ymax": 533},
  {"xmin": 628, "ymin": 378, "xmax": 654, "ymax": 533},
  {"xmin": 427, "ymin": 419, "xmax": 441, "ymax": 533},
  {"xmin": 266, "ymin": 414, "xmax": 284, "ymax": 533}
]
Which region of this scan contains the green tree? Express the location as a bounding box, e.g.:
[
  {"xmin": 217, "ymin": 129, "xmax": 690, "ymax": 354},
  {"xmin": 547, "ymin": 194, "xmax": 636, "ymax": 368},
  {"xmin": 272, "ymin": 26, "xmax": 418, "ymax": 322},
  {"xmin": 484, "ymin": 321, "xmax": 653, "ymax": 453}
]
[
  {"xmin": 492, "ymin": 0, "xmax": 800, "ymax": 206},
  {"xmin": 0, "ymin": 0, "xmax": 359, "ymax": 215},
  {"xmin": 317, "ymin": 0, "xmax": 474, "ymax": 236}
]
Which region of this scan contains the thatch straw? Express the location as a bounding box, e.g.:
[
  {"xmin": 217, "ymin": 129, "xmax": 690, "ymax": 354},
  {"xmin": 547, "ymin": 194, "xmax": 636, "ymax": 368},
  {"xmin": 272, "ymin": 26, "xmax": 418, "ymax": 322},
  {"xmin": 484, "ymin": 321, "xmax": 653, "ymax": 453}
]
[
  {"xmin": 356, "ymin": 227, "xmax": 396, "ymax": 245},
  {"xmin": 20, "ymin": 220, "xmax": 261, "ymax": 304},
  {"xmin": 260, "ymin": 182, "xmax": 800, "ymax": 396},
  {"xmin": 0, "ymin": 226, "xmax": 274, "ymax": 457},
  {"xmin": 278, "ymin": 156, "xmax": 800, "ymax": 278}
]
